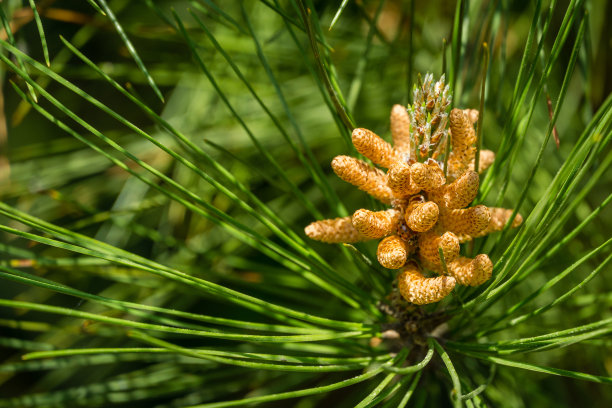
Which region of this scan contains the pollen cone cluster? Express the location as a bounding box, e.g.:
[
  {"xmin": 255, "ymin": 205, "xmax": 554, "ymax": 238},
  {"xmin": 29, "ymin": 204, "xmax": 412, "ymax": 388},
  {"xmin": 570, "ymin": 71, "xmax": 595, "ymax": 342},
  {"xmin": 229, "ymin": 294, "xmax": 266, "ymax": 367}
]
[{"xmin": 305, "ymin": 74, "xmax": 523, "ymax": 304}]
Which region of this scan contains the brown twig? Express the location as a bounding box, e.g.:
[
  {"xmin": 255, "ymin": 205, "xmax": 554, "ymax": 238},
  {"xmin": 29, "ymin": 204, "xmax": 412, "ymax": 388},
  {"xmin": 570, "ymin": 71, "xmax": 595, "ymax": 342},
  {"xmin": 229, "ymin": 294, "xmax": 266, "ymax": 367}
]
[{"xmin": 1, "ymin": 2, "xmax": 95, "ymax": 41}]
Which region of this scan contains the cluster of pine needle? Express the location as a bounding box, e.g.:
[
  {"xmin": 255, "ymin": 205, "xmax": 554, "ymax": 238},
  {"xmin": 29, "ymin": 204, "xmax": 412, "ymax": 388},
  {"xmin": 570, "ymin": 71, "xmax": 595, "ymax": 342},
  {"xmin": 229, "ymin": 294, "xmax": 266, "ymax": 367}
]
[{"xmin": 0, "ymin": 1, "xmax": 611, "ymax": 407}]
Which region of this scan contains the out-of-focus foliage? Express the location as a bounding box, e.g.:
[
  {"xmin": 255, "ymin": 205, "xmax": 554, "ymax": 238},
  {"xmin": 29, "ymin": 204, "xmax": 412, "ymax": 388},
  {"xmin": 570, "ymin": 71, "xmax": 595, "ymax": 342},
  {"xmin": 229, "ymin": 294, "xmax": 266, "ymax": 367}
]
[{"xmin": 0, "ymin": 1, "xmax": 611, "ymax": 407}]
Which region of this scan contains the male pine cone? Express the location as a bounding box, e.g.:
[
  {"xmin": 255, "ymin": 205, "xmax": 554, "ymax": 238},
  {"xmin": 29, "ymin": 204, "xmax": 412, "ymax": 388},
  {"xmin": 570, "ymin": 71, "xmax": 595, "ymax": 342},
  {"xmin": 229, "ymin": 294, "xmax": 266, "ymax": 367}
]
[{"xmin": 305, "ymin": 75, "xmax": 522, "ymax": 304}]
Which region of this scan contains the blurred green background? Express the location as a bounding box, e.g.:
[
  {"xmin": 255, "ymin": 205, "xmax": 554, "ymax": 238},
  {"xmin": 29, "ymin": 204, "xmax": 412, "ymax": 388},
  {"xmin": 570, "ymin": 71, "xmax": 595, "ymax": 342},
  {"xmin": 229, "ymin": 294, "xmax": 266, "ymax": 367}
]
[{"xmin": 1, "ymin": 0, "xmax": 612, "ymax": 407}]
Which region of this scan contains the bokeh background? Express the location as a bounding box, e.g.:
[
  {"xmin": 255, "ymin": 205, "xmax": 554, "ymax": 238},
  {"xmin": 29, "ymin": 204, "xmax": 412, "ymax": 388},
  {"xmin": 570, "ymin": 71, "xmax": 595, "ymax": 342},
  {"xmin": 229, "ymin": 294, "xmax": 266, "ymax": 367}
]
[{"xmin": 1, "ymin": 1, "xmax": 612, "ymax": 407}]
